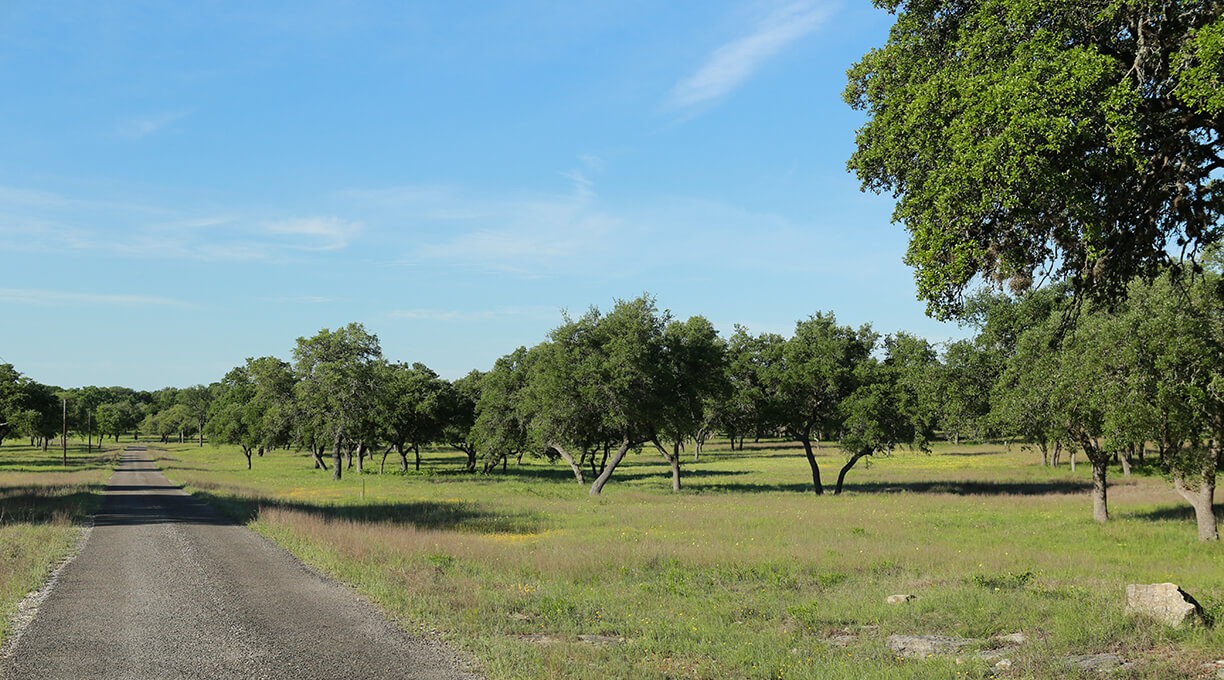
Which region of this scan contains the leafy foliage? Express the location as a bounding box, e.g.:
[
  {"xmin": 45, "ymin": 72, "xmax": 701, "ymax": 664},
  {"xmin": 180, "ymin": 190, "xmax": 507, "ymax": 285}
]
[{"xmin": 847, "ymin": 0, "xmax": 1224, "ymax": 318}]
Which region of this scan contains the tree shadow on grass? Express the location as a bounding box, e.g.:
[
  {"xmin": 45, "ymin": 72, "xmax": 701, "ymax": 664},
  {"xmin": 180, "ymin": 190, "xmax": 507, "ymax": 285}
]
[
  {"xmin": 424, "ymin": 463, "xmax": 751, "ymax": 485},
  {"xmin": 690, "ymin": 479, "xmax": 1094, "ymax": 496},
  {"xmin": 1123, "ymin": 503, "xmax": 1224, "ymax": 523},
  {"xmin": 190, "ymin": 489, "xmax": 544, "ymax": 535},
  {"xmin": 0, "ymin": 456, "xmax": 116, "ymax": 471},
  {"xmin": 0, "ymin": 485, "xmax": 107, "ymax": 525}
]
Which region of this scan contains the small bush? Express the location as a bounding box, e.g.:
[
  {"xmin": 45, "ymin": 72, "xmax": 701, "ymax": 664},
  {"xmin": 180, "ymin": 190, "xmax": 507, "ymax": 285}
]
[
  {"xmin": 966, "ymin": 570, "xmax": 1034, "ymax": 590},
  {"xmin": 814, "ymin": 572, "xmax": 848, "ymax": 590}
]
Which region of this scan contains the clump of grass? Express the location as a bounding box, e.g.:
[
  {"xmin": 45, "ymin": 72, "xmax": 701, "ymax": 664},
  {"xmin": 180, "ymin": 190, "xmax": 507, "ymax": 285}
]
[
  {"xmin": 966, "ymin": 569, "xmax": 1035, "ymax": 590},
  {"xmin": 814, "ymin": 571, "xmax": 848, "ymax": 590}
]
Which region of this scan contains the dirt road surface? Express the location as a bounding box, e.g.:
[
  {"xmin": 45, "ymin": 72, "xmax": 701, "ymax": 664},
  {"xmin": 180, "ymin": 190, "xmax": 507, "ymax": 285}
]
[{"xmin": 1, "ymin": 448, "xmax": 477, "ymax": 680}]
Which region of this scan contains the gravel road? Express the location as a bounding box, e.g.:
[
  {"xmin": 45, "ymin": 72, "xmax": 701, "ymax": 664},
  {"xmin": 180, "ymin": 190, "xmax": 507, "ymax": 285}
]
[{"xmin": 1, "ymin": 448, "xmax": 478, "ymax": 680}]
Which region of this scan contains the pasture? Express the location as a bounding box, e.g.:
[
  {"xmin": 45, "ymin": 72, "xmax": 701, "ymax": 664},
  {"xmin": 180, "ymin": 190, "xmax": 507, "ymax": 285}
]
[{"xmin": 145, "ymin": 438, "xmax": 1223, "ymax": 679}]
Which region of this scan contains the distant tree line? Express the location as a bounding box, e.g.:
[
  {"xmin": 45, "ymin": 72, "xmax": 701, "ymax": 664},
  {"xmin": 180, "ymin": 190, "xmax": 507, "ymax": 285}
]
[
  {"xmin": 4, "ymin": 277, "xmax": 1222, "ymax": 541},
  {"xmin": 0, "ymin": 373, "xmax": 213, "ymax": 452}
]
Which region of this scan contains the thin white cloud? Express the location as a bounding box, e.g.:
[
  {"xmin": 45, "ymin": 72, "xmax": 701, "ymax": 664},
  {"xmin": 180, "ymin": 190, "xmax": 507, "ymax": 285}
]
[
  {"xmin": 667, "ymin": 1, "xmax": 834, "ymax": 110},
  {"xmin": 394, "ymin": 158, "xmax": 616, "ymax": 274},
  {"xmin": 160, "ymin": 216, "xmax": 236, "ymax": 230},
  {"xmin": 336, "ymin": 185, "xmax": 495, "ymax": 221},
  {"xmin": 0, "ymin": 180, "xmax": 362, "ymax": 261},
  {"xmin": 117, "ymin": 111, "xmax": 190, "ymax": 139},
  {"xmin": 389, "ymin": 306, "xmax": 556, "ymax": 322},
  {"xmin": 265, "ymin": 296, "xmax": 341, "ymax": 304},
  {"xmin": 263, "ymin": 216, "xmax": 362, "ymax": 251},
  {"xmin": 0, "ymin": 288, "xmax": 187, "ymax": 307},
  {"xmin": 412, "ymin": 200, "xmax": 619, "ymax": 275}
]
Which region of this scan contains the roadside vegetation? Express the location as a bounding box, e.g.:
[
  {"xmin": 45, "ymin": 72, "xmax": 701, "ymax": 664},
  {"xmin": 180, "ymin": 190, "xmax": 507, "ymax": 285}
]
[
  {"xmin": 0, "ymin": 441, "xmax": 115, "ymax": 642},
  {"xmin": 153, "ymin": 437, "xmax": 1223, "ymax": 679}
]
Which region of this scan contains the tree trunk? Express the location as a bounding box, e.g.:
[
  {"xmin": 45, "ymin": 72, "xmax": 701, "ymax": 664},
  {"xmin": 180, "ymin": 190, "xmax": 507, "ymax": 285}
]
[
  {"xmin": 590, "ymin": 437, "xmax": 635, "ymax": 496},
  {"xmin": 1052, "ymin": 440, "xmax": 1062, "ymax": 466},
  {"xmin": 1091, "ymin": 458, "xmax": 1108, "ymax": 523},
  {"xmin": 652, "ymin": 440, "xmax": 681, "ymax": 492},
  {"xmin": 356, "ymin": 442, "xmax": 365, "ymax": 474},
  {"xmin": 244, "ymin": 447, "xmax": 253, "ymax": 470},
  {"xmin": 669, "ymin": 442, "xmax": 681, "ymax": 491},
  {"xmin": 1070, "ymin": 449, "xmax": 1077, "ymax": 472},
  {"xmin": 397, "ymin": 443, "xmax": 409, "ymax": 471},
  {"xmin": 550, "ymin": 442, "xmax": 585, "ymax": 484},
  {"xmin": 799, "ymin": 435, "xmax": 824, "ymax": 495},
  {"xmin": 1172, "ymin": 461, "xmax": 1218, "ymax": 542},
  {"xmin": 332, "ymin": 434, "xmax": 343, "ymax": 481},
  {"xmin": 380, "ymin": 447, "xmax": 390, "ymax": 474},
  {"xmin": 1119, "ymin": 446, "xmax": 1132, "ymax": 477},
  {"xmin": 834, "ymin": 450, "xmax": 872, "ymax": 495},
  {"xmin": 952, "ymin": 431, "xmax": 960, "ymax": 446},
  {"xmin": 414, "ymin": 443, "xmax": 421, "ymax": 471},
  {"xmin": 199, "ymin": 420, "xmax": 204, "ymax": 447},
  {"xmin": 465, "ymin": 449, "xmax": 477, "ymax": 472}
]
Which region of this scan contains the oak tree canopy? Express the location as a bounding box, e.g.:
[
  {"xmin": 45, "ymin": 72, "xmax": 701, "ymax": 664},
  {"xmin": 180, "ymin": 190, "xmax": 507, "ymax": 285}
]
[{"xmin": 846, "ymin": 0, "xmax": 1224, "ymax": 318}]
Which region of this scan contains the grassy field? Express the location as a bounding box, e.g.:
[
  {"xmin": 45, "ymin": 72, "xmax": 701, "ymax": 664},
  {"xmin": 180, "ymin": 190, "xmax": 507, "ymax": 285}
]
[
  {"xmin": 146, "ymin": 438, "xmax": 1224, "ymax": 679},
  {"xmin": 0, "ymin": 439, "xmax": 117, "ymax": 643}
]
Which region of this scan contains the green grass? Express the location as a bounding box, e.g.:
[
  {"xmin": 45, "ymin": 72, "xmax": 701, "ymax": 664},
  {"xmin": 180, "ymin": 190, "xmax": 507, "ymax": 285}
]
[
  {"xmin": 153, "ymin": 438, "xmax": 1223, "ymax": 679},
  {"xmin": 0, "ymin": 439, "xmax": 117, "ymax": 642}
]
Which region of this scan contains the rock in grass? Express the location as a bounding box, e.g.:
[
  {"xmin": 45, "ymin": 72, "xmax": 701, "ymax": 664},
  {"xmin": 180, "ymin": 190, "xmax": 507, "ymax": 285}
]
[
  {"xmin": 515, "ymin": 633, "xmax": 563, "ymax": 644},
  {"xmin": 1065, "ymin": 653, "xmax": 1127, "ymax": 673},
  {"xmin": 885, "ymin": 594, "xmax": 916, "ymax": 605},
  {"xmin": 577, "ymin": 634, "xmax": 624, "ymax": 645},
  {"xmin": 1125, "ymin": 583, "xmax": 1205, "ymax": 628},
  {"xmin": 994, "ymin": 632, "xmax": 1027, "ymax": 645},
  {"xmin": 823, "ymin": 634, "xmax": 855, "ymax": 647},
  {"xmin": 886, "ymin": 634, "xmax": 976, "ymax": 658}
]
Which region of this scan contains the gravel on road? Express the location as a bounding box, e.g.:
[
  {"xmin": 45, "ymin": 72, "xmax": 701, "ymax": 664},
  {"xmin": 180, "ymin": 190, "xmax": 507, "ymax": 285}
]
[{"xmin": 1, "ymin": 447, "xmax": 478, "ymax": 680}]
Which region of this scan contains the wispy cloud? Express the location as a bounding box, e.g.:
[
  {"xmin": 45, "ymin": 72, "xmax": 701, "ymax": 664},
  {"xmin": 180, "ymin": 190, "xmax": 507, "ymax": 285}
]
[
  {"xmin": 0, "ymin": 182, "xmax": 363, "ymax": 262},
  {"xmin": 351, "ymin": 158, "xmax": 620, "ymax": 275},
  {"xmin": 336, "ymin": 185, "xmax": 495, "ymax": 221},
  {"xmin": 389, "ymin": 306, "xmax": 557, "ymax": 322},
  {"xmin": 0, "ymin": 288, "xmax": 188, "ymax": 307},
  {"xmin": 263, "ymin": 216, "xmax": 362, "ymax": 251},
  {"xmin": 117, "ymin": 110, "xmax": 190, "ymax": 139},
  {"xmin": 667, "ymin": 1, "xmax": 834, "ymax": 110},
  {"xmin": 264, "ymin": 296, "xmax": 341, "ymax": 304}
]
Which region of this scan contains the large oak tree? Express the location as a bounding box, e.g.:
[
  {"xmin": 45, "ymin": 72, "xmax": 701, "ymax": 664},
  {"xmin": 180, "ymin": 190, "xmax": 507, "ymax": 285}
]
[{"xmin": 847, "ymin": 0, "xmax": 1224, "ymax": 318}]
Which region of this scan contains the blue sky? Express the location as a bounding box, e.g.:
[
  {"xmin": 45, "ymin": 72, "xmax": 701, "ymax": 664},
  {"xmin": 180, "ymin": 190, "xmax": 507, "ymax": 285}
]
[{"xmin": 0, "ymin": 1, "xmax": 967, "ymax": 390}]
